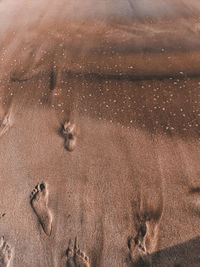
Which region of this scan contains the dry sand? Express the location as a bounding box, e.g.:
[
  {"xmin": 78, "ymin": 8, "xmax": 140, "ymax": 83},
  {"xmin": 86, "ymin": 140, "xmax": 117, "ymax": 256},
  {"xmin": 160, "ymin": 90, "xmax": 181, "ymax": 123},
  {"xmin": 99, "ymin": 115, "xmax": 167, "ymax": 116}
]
[{"xmin": 0, "ymin": 0, "xmax": 200, "ymax": 266}]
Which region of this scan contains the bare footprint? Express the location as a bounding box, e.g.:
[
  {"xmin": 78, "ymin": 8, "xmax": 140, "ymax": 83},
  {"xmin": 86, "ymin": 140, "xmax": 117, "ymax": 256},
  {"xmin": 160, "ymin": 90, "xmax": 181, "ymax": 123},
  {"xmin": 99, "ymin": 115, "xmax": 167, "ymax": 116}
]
[
  {"xmin": 0, "ymin": 237, "xmax": 12, "ymax": 267},
  {"xmin": 74, "ymin": 237, "xmax": 90, "ymax": 267},
  {"xmin": 128, "ymin": 214, "xmax": 152, "ymax": 266},
  {"xmin": 62, "ymin": 120, "xmax": 77, "ymax": 152},
  {"xmin": 129, "ymin": 207, "xmax": 162, "ymax": 266},
  {"xmin": 66, "ymin": 239, "xmax": 76, "ymax": 267},
  {"xmin": 66, "ymin": 238, "xmax": 90, "ymax": 267},
  {"xmin": 30, "ymin": 183, "xmax": 53, "ymax": 236},
  {"xmin": 0, "ymin": 112, "xmax": 11, "ymax": 138},
  {"xmin": 128, "ymin": 233, "xmax": 151, "ymax": 267}
]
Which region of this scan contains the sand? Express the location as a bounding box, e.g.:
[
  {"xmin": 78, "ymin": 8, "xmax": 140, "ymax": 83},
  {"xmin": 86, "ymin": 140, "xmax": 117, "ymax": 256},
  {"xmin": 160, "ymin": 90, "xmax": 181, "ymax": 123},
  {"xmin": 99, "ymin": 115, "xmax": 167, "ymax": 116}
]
[{"xmin": 0, "ymin": 0, "xmax": 200, "ymax": 266}]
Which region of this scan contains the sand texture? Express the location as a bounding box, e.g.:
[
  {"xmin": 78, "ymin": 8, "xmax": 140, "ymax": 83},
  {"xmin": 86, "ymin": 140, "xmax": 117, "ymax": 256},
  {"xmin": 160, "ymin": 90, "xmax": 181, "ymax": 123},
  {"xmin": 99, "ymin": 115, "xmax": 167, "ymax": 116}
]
[{"xmin": 0, "ymin": 0, "xmax": 200, "ymax": 266}]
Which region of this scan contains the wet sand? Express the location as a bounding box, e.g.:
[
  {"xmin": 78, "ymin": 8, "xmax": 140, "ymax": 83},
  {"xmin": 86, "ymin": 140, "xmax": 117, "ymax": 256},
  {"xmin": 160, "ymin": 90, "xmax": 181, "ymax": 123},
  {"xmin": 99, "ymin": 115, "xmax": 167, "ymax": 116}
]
[{"xmin": 0, "ymin": 0, "xmax": 200, "ymax": 266}]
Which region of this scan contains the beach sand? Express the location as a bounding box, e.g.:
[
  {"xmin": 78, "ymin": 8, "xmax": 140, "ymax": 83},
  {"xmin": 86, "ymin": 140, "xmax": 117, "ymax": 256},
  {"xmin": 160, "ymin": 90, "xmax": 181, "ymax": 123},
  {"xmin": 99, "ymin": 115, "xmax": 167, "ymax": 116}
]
[{"xmin": 0, "ymin": 1, "xmax": 200, "ymax": 266}]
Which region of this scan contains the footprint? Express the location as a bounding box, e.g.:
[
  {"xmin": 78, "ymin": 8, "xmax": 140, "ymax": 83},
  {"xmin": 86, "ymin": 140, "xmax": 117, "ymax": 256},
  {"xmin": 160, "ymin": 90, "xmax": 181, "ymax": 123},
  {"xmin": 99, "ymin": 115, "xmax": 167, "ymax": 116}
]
[
  {"xmin": 128, "ymin": 233, "xmax": 151, "ymax": 267},
  {"xmin": 66, "ymin": 239, "xmax": 75, "ymax": 267},
  {"xmin": 30, "ymin": 183, "xmax": 53, "ymax": 236},
  {"xmin": 0, "ymin": 112, "xmax": 11, "ymax": 138},
  {"xmin": 66, "ymin": 237, "xmax": 90, "ymax": 267},
  {"xmin": 62, "ymin": 120, "xmax": 78, "ymax": 152},
  {"xmin": 128, "ymin": 214, "xmax": 152, "ymax": 266},
  {"xmin": 128, "ymin": 190, "xmax": 164, "ymax": 266},
  {"xmin": 0, "ymin": 237, "xmax": 12, "ymax": 267},
  {"xmin": 74, "ymin": 238, "xmax": 90, "ymax": 267},
  {"xmin": 129, "ymin": 200, "xmax": 163, "ymax": 266}
]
